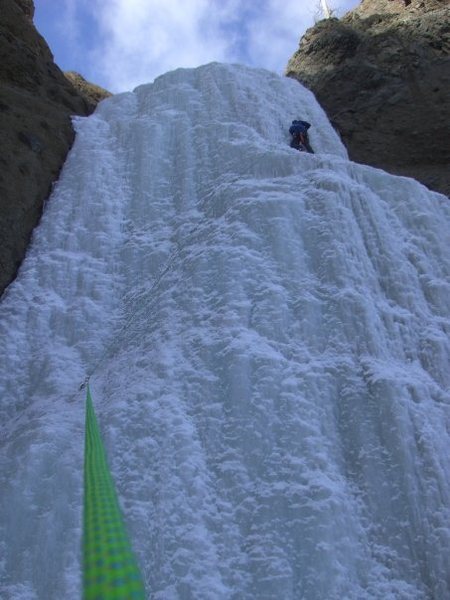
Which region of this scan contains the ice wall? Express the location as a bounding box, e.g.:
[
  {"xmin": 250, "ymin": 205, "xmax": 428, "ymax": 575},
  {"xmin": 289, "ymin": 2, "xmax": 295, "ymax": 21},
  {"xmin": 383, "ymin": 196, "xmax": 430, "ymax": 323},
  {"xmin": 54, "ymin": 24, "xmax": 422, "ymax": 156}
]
[{"xmin": 1, "ymin": 63, "xmax": 450, "ymax": 599}]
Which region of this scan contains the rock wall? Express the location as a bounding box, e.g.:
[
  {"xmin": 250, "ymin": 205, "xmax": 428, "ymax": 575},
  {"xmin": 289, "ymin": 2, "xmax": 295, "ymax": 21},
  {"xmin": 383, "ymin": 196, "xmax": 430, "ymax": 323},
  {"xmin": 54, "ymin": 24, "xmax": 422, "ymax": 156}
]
[
  {"xmin": 0, "ymin": 0, "xmax": 110, "ymax": 297},
  {"xmin": 286, "ymin": 0, "xmax": 450, "ymax": 196}
]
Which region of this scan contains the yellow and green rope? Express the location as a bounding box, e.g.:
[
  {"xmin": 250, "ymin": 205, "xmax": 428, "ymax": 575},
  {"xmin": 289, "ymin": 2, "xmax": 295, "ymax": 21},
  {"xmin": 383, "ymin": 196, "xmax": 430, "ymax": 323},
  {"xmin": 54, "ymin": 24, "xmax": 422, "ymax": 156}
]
[{"xmin": 83, "ymin": 386, "xmax": 145, "ymax": 599}]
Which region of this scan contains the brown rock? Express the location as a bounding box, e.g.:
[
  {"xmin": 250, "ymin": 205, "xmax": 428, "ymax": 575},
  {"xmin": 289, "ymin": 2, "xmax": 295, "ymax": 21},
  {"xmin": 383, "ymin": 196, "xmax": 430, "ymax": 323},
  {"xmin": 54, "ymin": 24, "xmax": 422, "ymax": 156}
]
[
  {"xmin": 286, "ymin": 0, "xmax": 450, "ymax": 196},
  {"xmin": 13, "ymin": 0, "xmax": 34, "ymax": 20},
  {"xmin": 64, "ymin": 71, "xmax": 111, "ymax": 113},
  {"xmin": 0, "ymin": 0, "xmax": 110, "ymax": 297}
]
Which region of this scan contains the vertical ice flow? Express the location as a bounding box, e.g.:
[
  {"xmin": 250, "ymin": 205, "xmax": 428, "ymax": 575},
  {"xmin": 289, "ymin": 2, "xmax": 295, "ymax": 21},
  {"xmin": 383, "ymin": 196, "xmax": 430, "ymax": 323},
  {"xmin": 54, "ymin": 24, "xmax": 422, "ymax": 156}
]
[{"xmin": 1, "ymin": 63, "xmax": 450, "ymax": 599}]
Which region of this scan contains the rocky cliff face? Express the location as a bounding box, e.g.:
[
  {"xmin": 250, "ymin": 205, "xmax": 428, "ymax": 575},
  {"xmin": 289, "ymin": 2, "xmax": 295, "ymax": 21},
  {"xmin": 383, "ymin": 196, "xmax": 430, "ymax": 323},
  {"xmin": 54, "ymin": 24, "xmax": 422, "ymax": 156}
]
[
  {"xmin": 0, "ymin": 0, "xmax": 110, "ymax": 297},
  {"xmin": 64, "ymin": 71, "xmax": 112, "ymax": 109},
  {"xmin": 286, "ymin": 0, "xmax": 450, "ymax": 196}
]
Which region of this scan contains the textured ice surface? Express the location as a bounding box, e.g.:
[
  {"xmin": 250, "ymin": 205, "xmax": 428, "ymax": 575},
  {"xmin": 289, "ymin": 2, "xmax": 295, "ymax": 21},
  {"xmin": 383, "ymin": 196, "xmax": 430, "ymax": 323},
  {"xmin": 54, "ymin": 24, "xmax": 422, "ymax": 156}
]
[{"xmin": 1, "ymin": 63, "xmax": 450, "ymax": 599}]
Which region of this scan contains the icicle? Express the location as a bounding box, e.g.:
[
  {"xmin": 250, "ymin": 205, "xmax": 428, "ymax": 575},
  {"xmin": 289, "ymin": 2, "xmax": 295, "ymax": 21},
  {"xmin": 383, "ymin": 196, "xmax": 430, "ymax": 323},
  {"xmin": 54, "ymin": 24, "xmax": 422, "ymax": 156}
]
[{"xmin": 320, "ymin": 0, "xmax": 332, "ymax": 19}]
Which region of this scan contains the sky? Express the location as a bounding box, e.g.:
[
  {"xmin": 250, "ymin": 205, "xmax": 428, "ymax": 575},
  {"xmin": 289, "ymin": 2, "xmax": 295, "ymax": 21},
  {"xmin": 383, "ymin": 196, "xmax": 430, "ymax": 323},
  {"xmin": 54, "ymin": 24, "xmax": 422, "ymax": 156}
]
[{"xmin": 33, "ymin": 0, "xmax": 360, "ymax": 94}]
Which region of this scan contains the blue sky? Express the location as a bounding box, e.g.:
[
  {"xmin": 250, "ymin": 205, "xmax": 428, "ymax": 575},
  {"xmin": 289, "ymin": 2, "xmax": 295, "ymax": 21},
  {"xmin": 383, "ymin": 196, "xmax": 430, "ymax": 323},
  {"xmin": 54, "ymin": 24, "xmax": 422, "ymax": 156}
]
[{"xmin": 34, "ymin": 0, "xmax": 360, "ymax": 93}]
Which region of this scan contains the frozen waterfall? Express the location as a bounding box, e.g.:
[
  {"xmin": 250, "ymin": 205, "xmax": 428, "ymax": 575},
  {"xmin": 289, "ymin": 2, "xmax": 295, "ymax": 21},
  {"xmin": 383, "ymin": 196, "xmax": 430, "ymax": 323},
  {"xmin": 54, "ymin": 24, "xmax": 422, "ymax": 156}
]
[{"xmin": 1, "ymin": 63, "xmax": 450, "ymax": 599}]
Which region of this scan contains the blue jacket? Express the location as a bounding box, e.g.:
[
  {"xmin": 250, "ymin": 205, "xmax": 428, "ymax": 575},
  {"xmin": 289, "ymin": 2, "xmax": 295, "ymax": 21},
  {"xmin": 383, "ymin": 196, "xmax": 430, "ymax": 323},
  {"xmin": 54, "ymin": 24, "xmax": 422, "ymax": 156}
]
[{"xmin": 289, "ymin": 120, "xmax": 311, "ymax": 136}]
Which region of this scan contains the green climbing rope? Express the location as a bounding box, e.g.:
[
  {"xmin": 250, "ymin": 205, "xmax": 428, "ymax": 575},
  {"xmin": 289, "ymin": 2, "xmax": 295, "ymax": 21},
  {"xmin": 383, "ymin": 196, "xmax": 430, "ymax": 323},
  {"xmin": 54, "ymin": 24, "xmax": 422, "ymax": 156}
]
[{"xmin": 83, "ymin": 385, "xmax": 145, "ymax": 599}]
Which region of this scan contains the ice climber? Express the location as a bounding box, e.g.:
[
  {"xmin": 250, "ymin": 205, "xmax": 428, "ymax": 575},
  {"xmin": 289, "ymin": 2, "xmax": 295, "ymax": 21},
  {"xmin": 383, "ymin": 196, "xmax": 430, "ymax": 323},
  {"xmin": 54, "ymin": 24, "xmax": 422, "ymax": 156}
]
[{"xmin": 289, "ymin": 120, "xmax": 314, "ymax": 154}]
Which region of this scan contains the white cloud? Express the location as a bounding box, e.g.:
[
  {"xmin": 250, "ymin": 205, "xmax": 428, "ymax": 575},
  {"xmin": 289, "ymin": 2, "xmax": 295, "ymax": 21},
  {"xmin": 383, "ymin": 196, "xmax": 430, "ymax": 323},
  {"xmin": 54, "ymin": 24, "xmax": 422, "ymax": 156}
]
[
  {"xmin": 244, "ymin": 0, "xmax": 316, "ymax": 71},
  {"xmin": 84, "ymin": 0, "xmax": 361, "ymax": 93},
  {"xmin": 88, "ymin": 0, "xmax": 229, "ymax": 92}
]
